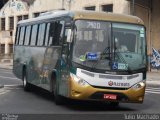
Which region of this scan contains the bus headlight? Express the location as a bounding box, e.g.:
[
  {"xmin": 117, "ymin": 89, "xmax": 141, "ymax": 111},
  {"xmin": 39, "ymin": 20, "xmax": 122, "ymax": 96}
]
[
  {"xmin": 70, "ymin": 73, "xmax": 89, "ymax": 87},
  {"xmin": 131, "ymin": 81, "xmax": 146, "ymax": 89}
]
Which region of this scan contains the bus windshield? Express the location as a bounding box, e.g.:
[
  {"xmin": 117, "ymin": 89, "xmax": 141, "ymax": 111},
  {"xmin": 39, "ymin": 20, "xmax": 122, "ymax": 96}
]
[
  {"xmin": 72, "ymin": 20, "xmax": 147, "ymax": 71},
  {"xmin": 112, "ymin": 23, "xmax": 146, "ymax": 71}
]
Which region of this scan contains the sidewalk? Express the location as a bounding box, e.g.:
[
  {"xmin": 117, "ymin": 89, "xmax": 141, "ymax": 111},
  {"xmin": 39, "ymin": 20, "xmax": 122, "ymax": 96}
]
[
  {"xmin": 0, "ymin": 62, "xmax": 13, "ymax": 70},
  {"xmin": 0, "ymin": 62, "xmax": 13, "ymax": 88},
  {"xmin": 147, "ymin": 72, "xmax": 160, "ymax": 86}
]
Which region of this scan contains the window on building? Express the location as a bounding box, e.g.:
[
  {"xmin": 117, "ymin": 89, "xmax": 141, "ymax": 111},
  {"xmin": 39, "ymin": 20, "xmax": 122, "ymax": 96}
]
[
  {"xmin": 0, "ymin": 44, "xmax": 5, "ymax": 55},
  {"xmin": 101, "ymin": 4, "xmax": 113, "ymax": 12},
  {"xmin": 9, "ymin": 44, "xmax": 13, "ymax": 54},
  {"xmin": 1, "ymin": 18, "xmax": 5, "ymax": 31},
  {"xmin": 23, "ymin": 15, "xmax": 29, "ymax": 20},
  {"xmin": 9, "ymin": 17, "xmax": 14, "ymax": 30},
  {"xmin": 37, "ymin": 23, "xmax": 46, "ymax": 46},
  {"xmin": 30, "ymin": 24, "xmax": 38, "ymax": 46},
  {"xmin": 17, "ymin": 16, "xmax": 22, "ymax": 22},
  {"xmin": 84, "ymin": 6, "xmax": 96, "ymax": 11},
  {"xmin": 34, "ymin": 12, "xmax": 40, "ymax": 17},
  {"xmin": 24, "ymin": 26, "xmax": 31, "ymax": 45}
]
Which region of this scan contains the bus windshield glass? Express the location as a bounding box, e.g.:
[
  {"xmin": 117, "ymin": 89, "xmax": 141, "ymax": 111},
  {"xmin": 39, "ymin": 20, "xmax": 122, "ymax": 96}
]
[
  {"xmin": 112, "ymin": 23, "xmax": 146, "ymax": 71},
  {"xmin": 73, "ymin": 20, "xmax": 112, "ymax": 70},
  {"xmin": 72, "ymin": 20, "xmax": 146, "ymax": 71}
]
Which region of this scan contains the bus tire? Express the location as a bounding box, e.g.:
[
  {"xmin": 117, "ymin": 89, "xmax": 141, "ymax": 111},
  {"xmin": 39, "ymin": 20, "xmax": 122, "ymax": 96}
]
[
  {"xmin": 110, "ymin": 102, "xmax": 119, "ymax": 107},
  {"xmin": 54, "ymin": 83, "xmax": 63, "ymax": 105},
  {"xmin": 23, "ymin": 70, "xmax": 30, "ymax": 91}
]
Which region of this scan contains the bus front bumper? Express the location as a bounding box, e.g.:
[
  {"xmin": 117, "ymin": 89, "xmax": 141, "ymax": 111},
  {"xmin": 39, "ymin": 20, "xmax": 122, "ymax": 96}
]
[{"xmin": 68, "ymin": 78, "xmax": 145, "ymax": 103}]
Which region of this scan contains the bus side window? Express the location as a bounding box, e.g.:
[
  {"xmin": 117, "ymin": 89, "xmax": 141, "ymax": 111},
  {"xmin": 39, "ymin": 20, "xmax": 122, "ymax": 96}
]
[
  {"xmin": 15, "ymin": 27, "xmax": 20, "ymax": 45},
  {"xmin": 30, "ymin": 24, "xmax": 38, "ymax": 46},
  {"xmin": 44, "ymin": 23, "xmax": 50, "ymax": 46},
  {"xmin": 19, "ymin": 26, "xmax": 26, "ymax": 45},
  {"xmin": 53, "ymin": 21, "xmax": 63, "ymax": 45},
  {"xmin": 48, "ymin": 21, "xmax": 63, "ymax": 46},
  {"xmin": 24, "ymin": 26, "xmax": 31, "ymax": 45},
  {"xmin": 37, "ymin": 23, "xmax": 46, "ymax": 46},
  {"xmin": 48, "ymin": 22, "xmax": 55, "ymax": 46},
  {"xmin": 61, "ymin": 28, "xmax": 70, "ymax": 64}
]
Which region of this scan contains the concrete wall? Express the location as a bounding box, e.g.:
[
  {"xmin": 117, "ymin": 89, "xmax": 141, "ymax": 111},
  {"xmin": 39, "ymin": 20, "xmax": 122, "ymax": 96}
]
[
  {"xmin": 151, "ymin": 0, "xmax": 160, "ymax": 51},
  {"xmin": 29, "ymin": 0, "xmax": 62, "ymax": 18},
  {"xmin": 70, "ymin": 0, "xmax": 130, "ymax": 14},
  {"xmin": 135, "ymin": 4, "xmax": 150, "ymax": 54},
  {"xmin": 134, "ymin": 0, "xmax": 160, "ymax": 54}
]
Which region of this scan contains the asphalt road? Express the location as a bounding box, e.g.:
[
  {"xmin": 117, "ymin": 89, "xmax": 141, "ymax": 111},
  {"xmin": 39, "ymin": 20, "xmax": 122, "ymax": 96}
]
[{"xmin": 0, "ymin": 69, "xmax": 160, "ymax": 119}]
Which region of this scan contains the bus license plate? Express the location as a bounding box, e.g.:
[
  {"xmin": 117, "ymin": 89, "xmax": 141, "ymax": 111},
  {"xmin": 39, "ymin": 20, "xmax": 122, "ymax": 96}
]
[{"xmin": 104, "ymin": 94, "xmax": 117, "ymax": 100}]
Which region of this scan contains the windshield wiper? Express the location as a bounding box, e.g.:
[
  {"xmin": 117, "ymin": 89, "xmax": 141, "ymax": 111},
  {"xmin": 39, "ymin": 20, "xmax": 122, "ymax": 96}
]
[
  {"xmin": 112, "ymin": 37, "xmax": 133, "ymax": 73},
  {"xmin": 91, "ymin": 46, "xmax": 111, "ymax": 69},
  {"xmin": 113, "ymin": 47, "xmax": 133, "ymax": 74}
]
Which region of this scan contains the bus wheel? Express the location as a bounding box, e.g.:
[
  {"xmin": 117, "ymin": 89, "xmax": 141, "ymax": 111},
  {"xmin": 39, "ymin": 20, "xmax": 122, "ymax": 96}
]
[
  {"xmin": 110, "ymin": 102, "xmax": 119, "ymax": 107},
  {"xmin": 23, "ymin": 71, "xmax": 30, "ymax": 91},
  {"xmin": 54, "ymin": 83, "xmax": 63, "ymax": 105}
]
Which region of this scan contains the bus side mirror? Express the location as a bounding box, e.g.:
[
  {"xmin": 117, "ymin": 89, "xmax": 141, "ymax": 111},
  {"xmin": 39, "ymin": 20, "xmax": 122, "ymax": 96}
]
[{"xmin": 67, "ymin": 29, "xmax": 72, "ymax": 43}]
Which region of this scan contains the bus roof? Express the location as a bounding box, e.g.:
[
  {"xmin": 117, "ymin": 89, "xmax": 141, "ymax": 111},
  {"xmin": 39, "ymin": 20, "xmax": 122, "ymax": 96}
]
[{"xmin": 18, "ymin": 10, "xmax": 144, "ymax": 25}]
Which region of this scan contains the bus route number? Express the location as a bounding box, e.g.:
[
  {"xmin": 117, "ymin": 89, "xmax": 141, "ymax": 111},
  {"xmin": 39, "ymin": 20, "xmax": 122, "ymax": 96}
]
[{"xmin": 87, "ymin": 22, "xmax": 101, "ymax": 29}]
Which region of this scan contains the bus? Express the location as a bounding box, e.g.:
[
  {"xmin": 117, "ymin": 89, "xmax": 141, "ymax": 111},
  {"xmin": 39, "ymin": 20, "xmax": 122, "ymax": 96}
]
[{"xmin": 13, "ymin": 10, "xmax": 147, "ymax": 106}]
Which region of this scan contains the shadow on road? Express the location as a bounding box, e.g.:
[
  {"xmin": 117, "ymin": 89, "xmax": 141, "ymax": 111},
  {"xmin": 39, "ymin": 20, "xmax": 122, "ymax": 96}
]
[{"xmin": 28, "ymin": 85, "xmax": 137, "ymax": 112}]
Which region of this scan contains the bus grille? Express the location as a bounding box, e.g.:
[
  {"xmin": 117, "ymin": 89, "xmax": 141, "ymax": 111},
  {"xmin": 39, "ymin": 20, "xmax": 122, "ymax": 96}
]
[
  {"xmin": 81, "ymin": 70, "xmax": 95, "ymax": 77},
  {"xmin": 92, "ymin": 86, "xmax": 129, "ymax": 90},
  {"xmin": 99, "ymin": 74, "xmax": 139, "ymax": 80}
]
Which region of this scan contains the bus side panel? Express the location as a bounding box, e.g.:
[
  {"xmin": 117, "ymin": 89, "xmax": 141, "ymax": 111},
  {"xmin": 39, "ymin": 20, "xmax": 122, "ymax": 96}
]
[
  {"xmin": 41, "ymin": 46, "xmax": 62, "ymax": 91},
  {"xmin": 25, "ymin": 46, "xmax": 46, "ymax": 87},
  {"xmin": 13, "ymin": 46, "xmax": 26, "ymax": 80}
]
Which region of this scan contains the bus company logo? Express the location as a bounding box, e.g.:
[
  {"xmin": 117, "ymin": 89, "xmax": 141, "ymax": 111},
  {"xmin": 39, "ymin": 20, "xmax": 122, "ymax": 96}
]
[
  {"xmin": 108, "ymin": 81, "xmax": 130, "ymax": 87},
  {"xmin": 108, "ymin": 81, "xmax": 113, "ymax": 86}
]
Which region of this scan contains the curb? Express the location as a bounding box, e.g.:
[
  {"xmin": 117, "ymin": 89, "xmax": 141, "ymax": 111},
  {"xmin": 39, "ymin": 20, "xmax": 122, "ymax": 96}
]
[
  {"xmin": 0, "ymin": 65, "xmax": 13, "ymax": 70},
  {"xmin": 0, "ymin": 67, "xmax": 13, "ymax": 70}
]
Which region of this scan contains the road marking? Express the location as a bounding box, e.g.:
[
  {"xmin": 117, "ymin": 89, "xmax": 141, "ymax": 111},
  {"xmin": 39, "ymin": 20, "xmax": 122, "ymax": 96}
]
[
  {"xmin": 145, "ymin": 87, "xmax": 160, "ymax": 94},
  {"xmin": 146, "ymin": 89, "xmax": 160, "ymax": 92},
  {"xmin": 4, "ymin": 84, "xmax": 22, "ymax": 87},
  {"xmin": 0, "ymin": 75, "xmax": 20, "ymax": 80},
  {"xmin": 0, "ymin": 89, "xmax": 10, "ymax": 95},
  {"xmin": 4, "ymin": 84, "xmax": 23, "ymax": 90},
  {"xmin": 145, "ymin": 91, "xmax": 160, "ymax": 94},
  {"xmin": 146, "ymin": 87, "xmax": 160, "ymax": 90}
]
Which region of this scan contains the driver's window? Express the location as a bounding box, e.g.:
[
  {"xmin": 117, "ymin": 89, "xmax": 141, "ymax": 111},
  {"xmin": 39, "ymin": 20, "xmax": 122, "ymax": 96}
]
[{"xmin": 61, "ymin": 28, "xmax": 70, "ymax": 64}]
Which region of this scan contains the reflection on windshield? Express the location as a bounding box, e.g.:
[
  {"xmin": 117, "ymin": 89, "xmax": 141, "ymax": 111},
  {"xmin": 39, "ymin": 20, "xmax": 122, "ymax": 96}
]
[
  {"xmin": 73, "ymin": 20, "xmax": 111, "ymax": 70},
  {"xmin": 112, "ymin": 23, "xmax": 146, "ymax": 70},
  {"xmin": 72, "ymin": 20, "xmax": 146, "ymax": 71}
]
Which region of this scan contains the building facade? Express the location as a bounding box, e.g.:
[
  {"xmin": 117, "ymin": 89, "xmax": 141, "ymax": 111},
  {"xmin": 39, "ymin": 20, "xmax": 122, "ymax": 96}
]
[
  {"xmin": 0, "ymin": 0, "xmax": 29, "ymax": 59},
  {"xmin": 0, "ymin": 0, "xmax": 160, "ymax": 67}
]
